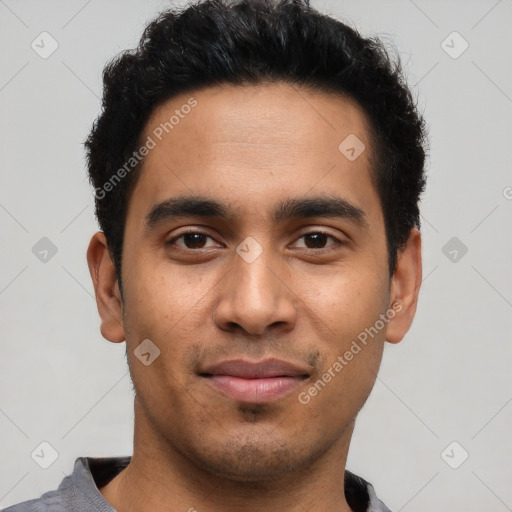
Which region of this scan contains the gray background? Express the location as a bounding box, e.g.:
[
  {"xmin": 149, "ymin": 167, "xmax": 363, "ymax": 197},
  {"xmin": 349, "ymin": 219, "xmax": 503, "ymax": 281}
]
[{"xmin": 1, "ymin": 0, "xmax": 511, "ymax": 510}]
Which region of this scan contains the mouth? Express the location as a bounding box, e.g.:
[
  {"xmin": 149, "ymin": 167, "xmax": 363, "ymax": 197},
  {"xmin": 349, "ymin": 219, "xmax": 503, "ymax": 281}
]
[{"xmin": 198, "ymin": 358, "xmax": 310, "ymax": 403}]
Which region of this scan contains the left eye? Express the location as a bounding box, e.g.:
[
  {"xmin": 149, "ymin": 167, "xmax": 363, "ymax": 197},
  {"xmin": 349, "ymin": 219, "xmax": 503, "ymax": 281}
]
[
  {"xmin": 292, "ymin": 232, "xmax": 339, "ymax": 250},
  {"xmin": 167, "ymin": 231, "xmax": 340, "ymax": 251}
]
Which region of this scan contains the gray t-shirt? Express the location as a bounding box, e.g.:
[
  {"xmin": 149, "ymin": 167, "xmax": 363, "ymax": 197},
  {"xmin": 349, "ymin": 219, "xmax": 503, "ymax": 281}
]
[{"xmin": 3, "ymin": 456, "xmax": 392, "ymax": 512}]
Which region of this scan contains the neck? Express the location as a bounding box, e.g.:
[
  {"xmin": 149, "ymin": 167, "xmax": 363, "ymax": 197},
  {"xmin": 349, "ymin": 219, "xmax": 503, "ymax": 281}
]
[{"xmin": 99, "ymin": 397, "xmax": 355, "ymax": 512}]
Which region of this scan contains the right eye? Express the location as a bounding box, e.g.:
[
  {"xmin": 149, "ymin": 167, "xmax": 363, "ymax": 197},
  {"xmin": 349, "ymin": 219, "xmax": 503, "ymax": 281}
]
[{"xmin": 166, "ymin": 230, "xmax": 221, "ymax": 251}]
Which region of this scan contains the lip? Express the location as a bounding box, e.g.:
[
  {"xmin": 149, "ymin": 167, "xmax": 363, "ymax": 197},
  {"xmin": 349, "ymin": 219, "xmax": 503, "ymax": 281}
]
[{"xmin": 199, "ymin": 358, "xmax": 310, "ymax": 403}]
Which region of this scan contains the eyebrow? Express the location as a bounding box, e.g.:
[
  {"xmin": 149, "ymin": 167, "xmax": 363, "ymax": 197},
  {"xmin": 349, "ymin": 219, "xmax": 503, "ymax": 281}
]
[{"xmin": 144, "ymin": 194, "xmax": 368, "ymax": 230}]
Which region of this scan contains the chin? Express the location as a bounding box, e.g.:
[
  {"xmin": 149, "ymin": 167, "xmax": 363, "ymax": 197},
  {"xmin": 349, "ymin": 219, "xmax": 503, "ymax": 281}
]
[{"xmin": 181, "ymin": 429, "xmax": 331, "ymax": 483}]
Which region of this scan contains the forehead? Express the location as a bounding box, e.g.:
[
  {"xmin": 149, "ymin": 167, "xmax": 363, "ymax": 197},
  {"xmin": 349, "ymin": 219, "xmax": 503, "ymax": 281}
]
[
  {"xmin": 127, "ymin": 82, "xmax": 380, "ymax": 227},
  {"xmin": 144, "ymin": 82, "xmax": 371, "ymax": 163}
]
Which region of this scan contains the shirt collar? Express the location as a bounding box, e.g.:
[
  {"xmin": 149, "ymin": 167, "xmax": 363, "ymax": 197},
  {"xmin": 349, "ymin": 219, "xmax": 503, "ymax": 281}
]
[{"xmin": 78, "ymin": 456, "xmax": 391, "ymax": 512}]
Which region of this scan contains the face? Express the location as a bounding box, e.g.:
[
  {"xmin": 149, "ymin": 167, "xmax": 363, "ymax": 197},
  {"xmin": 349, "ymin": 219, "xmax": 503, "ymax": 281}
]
[{"xmin": 89, "ymin": 82, "xmax": 420, "ymax": 482}]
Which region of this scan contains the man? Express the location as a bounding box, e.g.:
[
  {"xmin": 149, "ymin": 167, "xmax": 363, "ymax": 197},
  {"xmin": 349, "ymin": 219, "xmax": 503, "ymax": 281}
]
[{"xmin": 5, "ymin": 0, "xmax": 426, "ymax": 510}]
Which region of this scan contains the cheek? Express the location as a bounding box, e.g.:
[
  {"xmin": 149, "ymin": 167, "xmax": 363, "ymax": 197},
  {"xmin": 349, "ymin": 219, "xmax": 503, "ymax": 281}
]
[
  {"xmin": 299, "ymin": 315, "xmax": 385, "ymax": 431},
  {"xmin": 120, "ymin": 257, "xmax": 214, "ymax": 383},
  {"xmin": 301, "ymin": 260, "xmax": 389, "ymax": 336},
  {"xmin": 298, "ymin": 262, "xmax": 389, "ymax": 399},
  {"xmin": 123, "ymin": 254, "xmax": 206, "ymax": 327}
]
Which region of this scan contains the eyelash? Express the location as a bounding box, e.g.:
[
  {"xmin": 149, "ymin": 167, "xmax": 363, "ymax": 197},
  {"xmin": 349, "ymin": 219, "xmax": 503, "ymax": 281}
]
[{"xmin": 166, "ymin": 229, "xmax": 343, "ymax": 252}]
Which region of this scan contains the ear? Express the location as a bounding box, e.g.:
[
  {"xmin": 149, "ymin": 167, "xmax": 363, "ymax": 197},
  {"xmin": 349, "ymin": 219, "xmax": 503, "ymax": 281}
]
[
  {"xmin": 86, "ymin": 231, "xmax": 125, "ymax": 343},
  {"xmin": 386, "ymin": 227, "xmax": 422, "ymax": 344}
]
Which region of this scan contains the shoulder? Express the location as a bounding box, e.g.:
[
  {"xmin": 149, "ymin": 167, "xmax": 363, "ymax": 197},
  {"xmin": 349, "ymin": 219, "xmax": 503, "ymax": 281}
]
[
  {"xmin": 2, "ymin": 456, "xmax": 116, "ymax": 512},
  {"xmin": 2, "ymin": 488, "xmax": 68, "ymax": 511}
]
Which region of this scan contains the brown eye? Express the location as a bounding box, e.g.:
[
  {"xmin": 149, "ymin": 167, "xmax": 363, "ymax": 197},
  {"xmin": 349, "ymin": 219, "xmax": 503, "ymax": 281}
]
[
  {"xmin": 294, "ymin": 231, "xmax": 340, "ymax": 250},
  {"xmin": 167, "ymin": 231, "xmax": 218, "ymax": 250}
]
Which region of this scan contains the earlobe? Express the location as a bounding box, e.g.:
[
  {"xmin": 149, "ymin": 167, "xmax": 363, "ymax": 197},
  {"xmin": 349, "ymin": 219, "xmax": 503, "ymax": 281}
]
[
  {"xmin": 86, "ymin": 231, "xmax": 126, "ymax": 343},
  {"xmin": 385, "ymin": 228, "xmax": 422, "ymax": 344}
]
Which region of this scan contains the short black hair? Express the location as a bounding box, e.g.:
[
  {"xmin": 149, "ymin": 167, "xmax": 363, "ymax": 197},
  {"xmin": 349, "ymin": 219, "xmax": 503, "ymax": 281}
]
[{"xmin": 85, "ymin": 0, "xmax": 428, "ymax": 298}]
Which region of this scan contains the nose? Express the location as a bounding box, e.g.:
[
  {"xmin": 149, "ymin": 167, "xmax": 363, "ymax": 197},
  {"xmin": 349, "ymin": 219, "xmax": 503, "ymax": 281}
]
[{"xmin": 213, "ymin": 245, "xmax": 298, "ymax": 336}]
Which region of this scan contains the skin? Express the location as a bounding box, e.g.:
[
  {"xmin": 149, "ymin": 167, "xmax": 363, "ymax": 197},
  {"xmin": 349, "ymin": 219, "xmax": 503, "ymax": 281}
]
[{"xmin": 87, "ymin": 82, "xmax": 422, "ymax": 512}]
